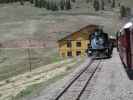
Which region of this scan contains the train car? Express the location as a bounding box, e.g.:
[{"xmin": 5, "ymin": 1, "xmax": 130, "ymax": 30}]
[
  {"xmin": 86, "ymin": 29, "xmax": 112, "ymax": 59},
  {"xmin": 117, "ymin": 22, "xmax": 133, "ymax": 70}
]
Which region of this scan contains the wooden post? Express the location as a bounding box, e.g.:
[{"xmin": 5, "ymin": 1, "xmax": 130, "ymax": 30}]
[
  {"xmin": 27, "ymin": 40, "xmax": 32, "ymax": 72},
  {"xmin": 20, "ymin": 0, "xmax": 24, "ymax": 5}
]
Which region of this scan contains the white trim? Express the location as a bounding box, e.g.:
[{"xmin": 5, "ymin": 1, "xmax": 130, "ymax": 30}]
[{"xmin": 123, "ymin": 22, "xmax": 133, "ymax": 29}]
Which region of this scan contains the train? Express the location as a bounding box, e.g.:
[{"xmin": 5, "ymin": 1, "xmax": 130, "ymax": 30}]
[
  {"xmin": 86, "ymin": 28, "xmax": 113, "ymax": 59},
  {"xmin": 117, "ymin": 21, "xmax": 133, "ymax": 71}
]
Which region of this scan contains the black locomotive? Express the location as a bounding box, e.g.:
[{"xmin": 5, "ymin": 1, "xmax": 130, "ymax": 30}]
[{"xmin": 86, "ymin": 29, "xmax": 112, "ymax": 59}]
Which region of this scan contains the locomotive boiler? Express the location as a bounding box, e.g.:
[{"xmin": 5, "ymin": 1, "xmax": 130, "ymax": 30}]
[{"xmin": 86, "ymin": 29, "xmax": 112, "ymax": 59}]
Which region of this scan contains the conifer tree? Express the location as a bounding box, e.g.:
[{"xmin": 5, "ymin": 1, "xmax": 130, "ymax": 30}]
[
  {"xmin": 93, "ymin": 0, "xmax": 100, "ymax": 11},
  {"xmin": 111, "ymin": 0, "xmax": 115, "ymax": 8},
  {"xmin": 108, "ymin": 0, "xmax": 111, "ymax": 3},
  {"xmin": 101, "ymin": 0, "xmax": 104, "ymax": 10},
  {"xmin": 35, "ymin": 0, "xmax": 38, "ymax": 7},
  {"xmin": 65, "ymin": 0, "xmax": 71, "ymax": 10},
  {"xmin": 71, "ymin": 0, "xmax": 75, "ymax": 3},
  {"xmin": 51, "ymin": 1, "xmax": 58, "ymax": 11},
  {"xmin": 86, "ymin": 0, "xmax": 89, "ymax": 3},
  {"xmin": 46, "ymin": 0, "xmax": 50, "ymax": 10},
  {"xmin": 38, "ymin": 0, "xmax": 42, "ymax": 8},
  {"xmin": 30, "ymin": 0, "xmax": 33, "ymax": 4},
  {"xmin": 20, "ymin": 0, "xmax": 24, "ymax": 5},
  {"xmin": 42, "ymin": 0, "xmax": 47, "ymax": 8},
  {"xmin": 60, "ymin": 0, "xmax": 65, "ymax": 10},
  {"xmin": 120, "ymin": 5, "xmax": 126, "ymax": 17},
  {"xmin": 126, "ymin": 7, "xmax": 131, "ymax": 16}
]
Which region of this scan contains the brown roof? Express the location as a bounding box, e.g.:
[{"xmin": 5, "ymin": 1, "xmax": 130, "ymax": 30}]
[{"xmin": 58, "ymin": 24, "xmax": 98, "ymax": 42}]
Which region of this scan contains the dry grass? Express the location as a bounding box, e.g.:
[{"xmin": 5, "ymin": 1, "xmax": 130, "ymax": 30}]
[
  {"xmin": 0, "ymin": 57, "xmax": 85, "ymax": 100},
  {"xmin": 0, "ymin": 48, "xmax": 62, "ymax": 81},
  {"xmin": 0, "ymin": 2, "xmax": 118, "ymax": 81}
]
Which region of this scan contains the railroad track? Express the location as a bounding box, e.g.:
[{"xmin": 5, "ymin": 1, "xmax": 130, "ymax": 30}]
[{"xmin": 53, "ymin": 59, "xmax": 102, "ymax": 100}]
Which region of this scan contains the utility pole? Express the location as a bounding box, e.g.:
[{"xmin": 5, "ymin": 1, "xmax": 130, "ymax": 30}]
[
  {"xmin": 27, "ymin": 39, "xmax": 32, "ymax": 72},
  {"xmin": 20, "ymin": 0, "xmax": 24, "ymax": 5}
]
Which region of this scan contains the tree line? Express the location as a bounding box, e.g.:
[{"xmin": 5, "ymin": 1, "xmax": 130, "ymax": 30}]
[
  {"xmin": 32, "ymin": 0, "xmax": 72, "ymax": 11},
  {"xmin": 0, "ymin": 0, "xmax": 73, "ymax": 11},
  {"xmin": 88, "ymin": 0, "xmax": 116, "ymax": 11},
  {"xmin": 87, "ymin": 0, "xmax": 131, "ymax": 18},
  {"xmin": 0, "ymin": 0, "xmax": 28, "ymax": 5},
  {"xmin": 0, "ymin": 0, "xmax": 131, "ymax": 18}
]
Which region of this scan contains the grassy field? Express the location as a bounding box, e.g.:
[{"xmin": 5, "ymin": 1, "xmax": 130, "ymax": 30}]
[
  {"xmin": 14, "ymin": 57, "xmax": 85, "ymax": 100},
  {"xmin": 0, "ymin": 2, "xmax": 121, "ymax": 100},
  {"xmin": 0, "ymin": 48, "xmax": 61, "ymax": 81},
  {"xmin": 0, "ymin": 2, "xmax": 118, "ymax": 80},
  {"xmin": 0, "ymin": 56, "xmax": 85, "ymax": 100}
]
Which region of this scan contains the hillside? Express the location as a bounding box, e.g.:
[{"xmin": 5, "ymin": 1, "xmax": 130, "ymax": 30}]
[
  {"xmin": 0, "ymin": 1, "xmax": 118, "ymax": 80},
  {"xmin": 0, "ymin": 1, "xmax": 131, "ymax": 100},
  {"xmin": 120, "ymin": 0, "xmax": 133, "ymax": 8}
]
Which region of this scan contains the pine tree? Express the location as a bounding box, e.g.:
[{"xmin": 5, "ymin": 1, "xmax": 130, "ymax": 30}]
[
  {"xmin": 111, "ymin": 0, "xmax": 115, "ymax": 8},
  {"xmin": 118, "ymin": 3, "xmax": 120, "ymax": 7},
  {"xmin": 65, "ymin": 0, "xmax": 71, "ymax": 10},
  {"xmin": 126, "ymin": 7, "xmax": 131, "ymax": 16},
  {"xmin": 71, "ymin": 0, "xmax": 75, "ymax": 3},
  {"xmin": 86, "ymin": 0, "xmax": 89, "ymax": 3},
  {"xmin": 108, "ymin": 0, "xmax": 111, "ymax": 3},
  {"xmin": 35, "ymin": 0, "xmax": 38, "ymax": 7},
  {"xmin": 38, "ymin": 0, "xmax": 42, "ymax": 8},
  {"xmin": 60, "ymin": 0, "xmax": 65, "ymax": 10},
  {"xmin": 120, "ymin": 5, "xmax": 126, "ymax": 17},
  {"xmin": 51, "ymin": 1, "xmax": 58, "ymax": 11},
  {"xmin": 30, "ymin": 0, "xmax": 33, "ymax": 4},
  {"xmin": 20, "ymin": 0, "xmax": 24, "ymax": 5},
  {"xmin": 46, "ymin": 0, "xmax": 51, "ymax": 10},
  {"xmin": 42, "ymin": 0, "xmax": 47, "ymax": 8},
  {"xmin": 101, "ymin": 0, "xmax": 104, "ymax": 10},
  {"xmin": 93, "ymin": 0, "xmax": 100, "ymax": 11}
]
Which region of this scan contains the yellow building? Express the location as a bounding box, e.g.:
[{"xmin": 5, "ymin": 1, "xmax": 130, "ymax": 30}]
[{"xmin": 58, "ymin": 25, "xmax": 98, "ymax": 57}]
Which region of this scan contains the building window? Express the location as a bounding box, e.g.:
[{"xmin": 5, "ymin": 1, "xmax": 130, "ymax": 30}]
[
  {"xmin": 67, "ymin": 41, "xmax": 72, "ymax": 48},
  {"xmin": 67, "ymin": 51, "xmax": 72, "ymax": 57},
  {"xmin": 62, "ymin": 53, "xmax": 65, "ymax": 57},
  {"xmin": 76, "ymin": 51, "xmax": 81, "ymax": 56},
  {"xmin": 76, "ymin": 42, "xmax": 81, "ymax": 47}
]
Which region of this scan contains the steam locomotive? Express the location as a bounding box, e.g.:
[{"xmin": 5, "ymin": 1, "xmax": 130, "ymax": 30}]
[{"xmin": 86, "ymin": 29, "xmax": 112, "ymax": 59}]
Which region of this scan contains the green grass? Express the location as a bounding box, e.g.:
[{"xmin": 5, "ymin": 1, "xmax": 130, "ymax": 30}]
[
  {"xmin": 14, "ymin": 73, "xmax": 67, "ymax": 100},
  {"xmin": 14, "ymin": 57, "xmax": 85, "ymax": 100},
  {"xmin": 0, "ymin": 48, "xmax": 62, "ymax": 81}
]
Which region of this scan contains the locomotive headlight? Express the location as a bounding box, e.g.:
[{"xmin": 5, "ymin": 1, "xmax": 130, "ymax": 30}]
[{"xmin": 88, "ymin": 51, "xmax": 92, "ymax": 54}]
